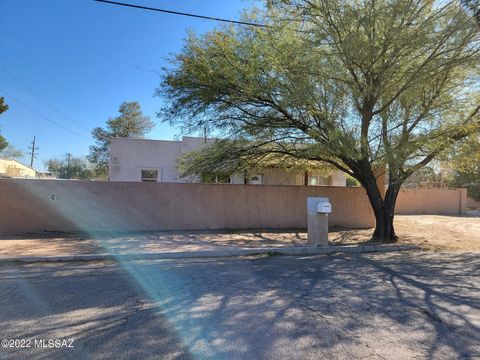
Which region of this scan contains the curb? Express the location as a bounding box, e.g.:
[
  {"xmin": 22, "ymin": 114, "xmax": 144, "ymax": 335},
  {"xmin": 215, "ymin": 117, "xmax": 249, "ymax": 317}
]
[{"xmin": 0, "ymin": 244, "xmax": 418, "ymax": 263}]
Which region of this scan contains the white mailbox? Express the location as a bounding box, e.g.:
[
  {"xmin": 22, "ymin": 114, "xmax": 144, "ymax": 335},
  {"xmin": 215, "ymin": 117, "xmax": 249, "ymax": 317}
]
[{"xmin": 317, "ymin": 201, "xmax": 332, "ymax": 214}]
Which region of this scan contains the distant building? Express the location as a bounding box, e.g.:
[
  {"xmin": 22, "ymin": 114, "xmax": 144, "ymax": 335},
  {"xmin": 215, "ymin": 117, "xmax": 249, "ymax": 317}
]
[
  {"xmin": 36, "ymin": 172, "xmax": 55, "ymax": 179},
  {"xmin": 0, "ymin": 157, "xmax": 36, "ymax": 178},
  {"xmin": 109, "ymin": 137, "xmax": 347, "ymax": 186}
]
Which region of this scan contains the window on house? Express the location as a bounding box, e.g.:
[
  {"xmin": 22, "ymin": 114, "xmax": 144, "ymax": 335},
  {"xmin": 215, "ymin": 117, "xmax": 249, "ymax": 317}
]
[
  {"xmin": 141, "ymin": 169, "xmax": 159, "ymax": 182},
  {"xmin": 309, "ymin": 176, "xmax": 319, "ymax": 186},
  {"xmin": 248, "ymin": 174, "xmax": 263, "ymax": 185},
  {"xmin": 309, "ymin": 175, "xmax": 330, "ymax": 186},
  {"xmin": 319, "ymin": 176, "xmax": 330, "ymax": 185}
]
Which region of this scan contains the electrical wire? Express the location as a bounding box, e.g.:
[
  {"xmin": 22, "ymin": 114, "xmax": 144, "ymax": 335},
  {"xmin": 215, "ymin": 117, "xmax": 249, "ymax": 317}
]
[
  {"xmin": 94, "ymin": 0, "xmax": 269, "ymax": 28},
  {"xmin": 0, "ymin": 64, "xmax": 92, "ymax": 132},
  {"xmin": 0, "ymin": 88, "xmax": 93, "ymax": 141},
  {"xmin": 0, "ymin": 65, "xmax": 112, "ymax": 141}
]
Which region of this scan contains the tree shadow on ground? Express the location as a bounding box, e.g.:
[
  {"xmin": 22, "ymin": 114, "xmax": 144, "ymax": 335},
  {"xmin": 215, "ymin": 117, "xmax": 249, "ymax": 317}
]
[
  {"xmin": 0, "ymin": 252, "xmax": 479, "ymax": 359},
  {"xmin": 0, "ymin": 261, "xmax": 192, "ymax": 360}
]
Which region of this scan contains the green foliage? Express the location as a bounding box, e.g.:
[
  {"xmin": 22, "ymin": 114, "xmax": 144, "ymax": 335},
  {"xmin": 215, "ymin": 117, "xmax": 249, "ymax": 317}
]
[
  {"xmin": 0, "ymin": 97, "xmax": 7, "ymax": 114},
  {"xmin": 88, "ymin": 101, "xmax": 154, "ymax": 174},
  {"xmin": 0, "ymin": 136, "xmax": 7, "ymax": 152},
  {"xmin": 0, "ymin": 145, "xmax": 24, "ymax": 159},
  {"xmin": 177, "ymin": 139, "xmax": 242, "ymax": 181},
  {"xmin": 0, "ymin": 97, "xmax": 9, "ymax": 151},
  {"xmin": 446, "ymin": 136, "xmax": 480, "ymax": 173},
  {"xmin": 402, "ymin": 136, "xmax": 480, "ymax": 199},
  {"xmin": 346, "ymin": 177, "xmax": 360, "ymax": 187},
  {"xmin": 45, "ymin": 155, "xmax": 96, "ymax": 180},
  {"xmin": 159, "ymin": 1, "xmax": 479, "ymax": 185},
  {"xmin": 157, "ymin": 0, "xmax": 480, "ymax": 240},
  {"xmin": 462, "ymin": 0, "xmax": 480, "ymax": 25},
  {"xmin": 176, "ymin": 138, "xmax": 334, "ymax": 179},
  {"xmin": 403, "ymin": 164, "xmax": 445, "ymax": 188},
  {"xmin": 448, "ymin": 171, "xmax": 480, "ymax": 200},
  {"xmin": 444, "ymin": 135, "xmax": 480, "ymax": 200}
]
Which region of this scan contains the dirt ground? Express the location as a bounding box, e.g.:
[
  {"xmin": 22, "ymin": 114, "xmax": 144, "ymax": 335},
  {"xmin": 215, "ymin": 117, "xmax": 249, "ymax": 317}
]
[
  {"xmin": 0, "ymin": 214, "xmax": 478, "ymax": 258},
  {"xmin": 330, "ymin": 214, "xmax": 480, "ymax": 251},
  {"xmin": 394, "ymin": 214, "xmax": 480, "ymax": 251}
]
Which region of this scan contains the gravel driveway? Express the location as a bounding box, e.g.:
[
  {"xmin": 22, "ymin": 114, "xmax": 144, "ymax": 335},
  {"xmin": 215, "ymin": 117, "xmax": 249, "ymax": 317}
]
[{"xmin": 0, "ymin": 251, "xmax": 479, "ymax": 359}]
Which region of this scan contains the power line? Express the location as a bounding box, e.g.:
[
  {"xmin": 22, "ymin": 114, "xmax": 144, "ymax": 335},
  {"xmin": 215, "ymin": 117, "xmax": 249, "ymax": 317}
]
[
  {"xmin": 0, "ymin": 64, "xmax": 92, "ymax": 132},
  {"xmin": 1, "ymin": 65, "xmax": 115, "ymax": 142},
  {"xmin": 0, "ymin": 88, "xmax": 93, "ymax": 141},
  {"xmin": 94, "ymin": 0, "xmax": 269, "ymax": 28}
]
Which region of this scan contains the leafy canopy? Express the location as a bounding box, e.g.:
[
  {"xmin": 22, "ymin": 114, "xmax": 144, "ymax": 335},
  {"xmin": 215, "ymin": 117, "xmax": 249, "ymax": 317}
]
[
  {"xmin": 45, "ymin": 156, "xmax": 96, "ymax": 180},
  {"xmin": 158, "ymin": 0, "xmax": 480, "ymax": 188},
  {"xmin": 0, "ymin": 97, "xmax": 9, "ymax": 151},
  {"xmin": 0, "ymin": 145, "xmax": 24, "ymax": 159},
  {"xmin": 444, "ymin": 135, "xmax": 480, "ymax": 200},
  {"xmin": 88, "ymin": 101, "xmax": 154, "ymax": 175}
]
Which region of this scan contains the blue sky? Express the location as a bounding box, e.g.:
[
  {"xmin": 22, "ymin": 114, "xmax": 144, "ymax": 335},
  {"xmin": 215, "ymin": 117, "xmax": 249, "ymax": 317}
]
[{"xmin": 0, "ymin": 0, "xmax": 250, "ymax": 170}]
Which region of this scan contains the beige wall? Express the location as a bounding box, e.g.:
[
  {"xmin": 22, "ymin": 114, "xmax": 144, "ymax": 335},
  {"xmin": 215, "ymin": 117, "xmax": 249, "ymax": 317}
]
[
  {"xmin": 109, "ymin": 137, "xmax": 213, "ymax": 183},
  {"xmin": 0, "ymin": 179, "xmax": 375, "ymax": 235},
  {"xmin": 261, "ymin": 168, "xmax": 303, "ymax": 186},
  {"xmin": 0, "ymin": 158, "xmax": 36, "ymax": 178},
  {"xmin": 0, "ymin": 179, "xmax": 467, "ymax": 235},
  {"xmin": 330, "ymin": 171, "xmax": 347, "ymax": 186},
  {"xmin": 109, "ymin": 138, "xmax": 182, "ymax": 182},
  {"xmin": 109, "ymin": 137, "xmax": 348, "ymax": 186},
  {"xmin": 396, "ymin": 188, "xmax": 467, "ymax": 215},
  {"xmin": 467, "ymin": 197, "xmax": 480, "ymax": 209}
]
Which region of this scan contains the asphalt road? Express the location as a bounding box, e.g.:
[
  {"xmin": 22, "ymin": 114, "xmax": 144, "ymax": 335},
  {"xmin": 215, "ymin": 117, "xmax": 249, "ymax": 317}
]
[{"xmin": 0, "ymin": 251, "xmax": 479, "ymax": 359}]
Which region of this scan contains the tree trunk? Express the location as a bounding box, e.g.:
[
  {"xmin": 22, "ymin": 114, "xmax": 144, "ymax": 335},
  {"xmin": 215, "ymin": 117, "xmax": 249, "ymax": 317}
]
[
  {"xmin": 360, "ymin": 169, "xmax": 400, "ymax": 243},
  {"xmin": 371, "ymin": 203, "xmax": 397, "ymax": 243}
]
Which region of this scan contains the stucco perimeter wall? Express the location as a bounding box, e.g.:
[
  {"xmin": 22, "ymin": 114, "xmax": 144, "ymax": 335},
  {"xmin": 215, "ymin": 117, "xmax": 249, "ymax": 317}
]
[
  {"xmin": 0, "ymin": 179, "xmax": 375, "ymax": 235},
  {"xmin": 467, "ymin": 197, "xmax": 480, "ymax": 209},
  {"xmin": 396, "ymin": 188, "xmax": 467, "ymax": 215}
]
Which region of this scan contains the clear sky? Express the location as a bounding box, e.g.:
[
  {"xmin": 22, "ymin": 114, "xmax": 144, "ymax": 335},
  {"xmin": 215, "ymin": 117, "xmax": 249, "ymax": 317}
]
[{"xmin": 0, "ymin": 0, "xmax": 250, "ymax": 170}]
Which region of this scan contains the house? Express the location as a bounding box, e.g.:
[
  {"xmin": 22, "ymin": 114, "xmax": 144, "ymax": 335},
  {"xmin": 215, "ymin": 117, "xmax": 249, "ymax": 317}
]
[
  {"xmin": 36, "ymin": 172, "xmax": 55, "ymax": 179},
  {"xmin": 0, "ymin": 157, "xmax": 36, "ymax": 178},
  {"xmin": 109, "ymin": 137, "xmax": 347, "ymax": 186}
]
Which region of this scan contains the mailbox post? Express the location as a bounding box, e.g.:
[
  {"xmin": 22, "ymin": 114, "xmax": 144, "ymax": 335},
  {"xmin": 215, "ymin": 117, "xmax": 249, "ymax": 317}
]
[{"xmin": 307, "ymin": 197, "xmax": 332, "ymax": 247}]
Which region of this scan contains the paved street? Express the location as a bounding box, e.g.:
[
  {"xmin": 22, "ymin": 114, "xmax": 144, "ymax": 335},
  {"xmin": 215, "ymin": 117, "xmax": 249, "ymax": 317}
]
[{"xmin": 0, "ymin": 251, "xmax": 479, "ymax": 359}]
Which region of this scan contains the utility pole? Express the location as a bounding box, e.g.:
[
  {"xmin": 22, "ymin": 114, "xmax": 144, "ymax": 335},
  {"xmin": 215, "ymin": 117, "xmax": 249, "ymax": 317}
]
[
  {"xmin": 28, "ymin": 136, "xmax": 38, "ymax": 168},
  {"xmin": 66, "ymin": 152, "xmax": 72, "ymax": 179}
]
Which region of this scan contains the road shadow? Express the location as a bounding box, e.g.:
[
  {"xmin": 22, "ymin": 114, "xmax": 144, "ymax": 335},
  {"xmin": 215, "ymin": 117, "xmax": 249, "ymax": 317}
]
[
  {"xmin": 0, "ymin": 261, "xmax": 192, "ymax": 360},
  {"xmin": 0, "ymin": 252, "xmax": 479, "ymax": 359}
]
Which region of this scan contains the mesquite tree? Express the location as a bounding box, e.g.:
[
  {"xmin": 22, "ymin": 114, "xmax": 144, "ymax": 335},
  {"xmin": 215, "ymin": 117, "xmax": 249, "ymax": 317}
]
[
  {"xmin": 462, "ymin": 0, "xmax": 480, "ymax": 25},
  {"xmin": 157, "ymin": 0, "xmax": 480, "ymax": 243}
]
